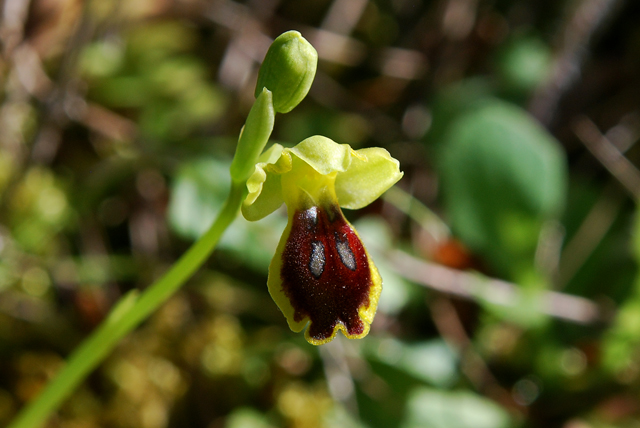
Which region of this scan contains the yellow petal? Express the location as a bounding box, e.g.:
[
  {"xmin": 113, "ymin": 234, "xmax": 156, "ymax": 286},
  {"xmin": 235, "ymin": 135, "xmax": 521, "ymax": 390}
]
[{"xmin": 335, "ymin": 147, "xmax": 404, "ymax": 210}]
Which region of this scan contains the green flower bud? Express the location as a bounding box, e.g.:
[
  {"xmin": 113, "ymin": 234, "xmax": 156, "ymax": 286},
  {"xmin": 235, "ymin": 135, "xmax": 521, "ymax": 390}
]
[{"xmin": 255, "ymin": 31, "xmax": 318, "ymax": 114}]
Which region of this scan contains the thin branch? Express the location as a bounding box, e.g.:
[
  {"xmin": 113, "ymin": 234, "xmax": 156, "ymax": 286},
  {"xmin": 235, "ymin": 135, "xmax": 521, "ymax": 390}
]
[
  {"xmin": 387, "ymin": 250, "xmax": 606, "ymax": 325},
  {"xmin": 320, "ymin": 0, "xmax": 368, "ymax": 35},
  {"xmin": 558, "ymin": 113, "xmax": 639, "ymax": 287},
  {"xmin": 530, "ymin": 0, "xmax": 624, "ymax": 124},
  {"xmin": 382, "ymin": 186, "xmax": 450, "ymax": 243},
  {"xmin": 319, "ymin": 337, "xmax": 360, "ymax": 418},
  {"xmin": 573, "ymin": 116, "xmax": 640, "ymax": 199},
  {"xmin": 557, "ymin": 181, "xmax": 625, "ymax": 288}
]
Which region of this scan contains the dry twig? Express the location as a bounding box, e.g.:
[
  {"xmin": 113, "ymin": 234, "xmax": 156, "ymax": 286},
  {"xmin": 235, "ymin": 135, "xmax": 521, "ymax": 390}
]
[
  {"xmin": 573, "ymin": 116, "xmax": 640, "ymax": 199},
  {"xmin": 387, "ymin": 250, "xmax": 606, "ymax": 325}
]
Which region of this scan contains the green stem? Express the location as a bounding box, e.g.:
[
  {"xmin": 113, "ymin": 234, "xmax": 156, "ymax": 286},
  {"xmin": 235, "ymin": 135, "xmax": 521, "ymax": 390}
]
[{"xmin": 8, "ymin": 180, "xmax": 248, "ymax": 428}]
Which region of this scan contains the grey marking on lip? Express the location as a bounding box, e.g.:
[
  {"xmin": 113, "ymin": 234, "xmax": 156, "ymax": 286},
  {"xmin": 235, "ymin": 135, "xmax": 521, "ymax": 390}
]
[
  {"xmin": 305, "ymin": 206, "xmax": 318, "ymax": 225},
  {"xmin": 309, "ymin": 240, "xmax": 325, "ymax": 278},
  {"xmin": 335, "ymin": 233, "xmax": 356, "ymax": 271}
]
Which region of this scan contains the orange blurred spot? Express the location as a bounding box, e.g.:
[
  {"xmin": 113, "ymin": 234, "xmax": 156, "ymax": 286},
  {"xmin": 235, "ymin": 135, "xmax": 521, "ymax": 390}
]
[{"xmin": 432, "ymin": 239, "xmax": 475, "ymax": 270}]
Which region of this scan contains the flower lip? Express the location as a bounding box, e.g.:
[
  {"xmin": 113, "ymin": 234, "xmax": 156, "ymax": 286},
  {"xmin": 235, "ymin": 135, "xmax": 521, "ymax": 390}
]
[{"xmin": 274, "ymin": 196, "xmax": 381, "ymax": 345}]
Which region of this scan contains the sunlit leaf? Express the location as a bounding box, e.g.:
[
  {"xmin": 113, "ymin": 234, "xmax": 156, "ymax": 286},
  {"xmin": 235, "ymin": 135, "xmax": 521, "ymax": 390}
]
[
  {"xmin": 168, "ymin": 158, "xmax": 284, "ymax": 270},
  {"xmin": 401, "ymin": 387, "xmax": 511, "ymax": 428},
  {"xmin": 438, "ymin": 98, "xmax": 567, "ymax": 275},
  {"xmin": 225, "ymin": 407, "xmax": 275, "ymax": 428},
  {"xmin": 366, "ymin": 338, "xmax": 459, "ymax": 388}
]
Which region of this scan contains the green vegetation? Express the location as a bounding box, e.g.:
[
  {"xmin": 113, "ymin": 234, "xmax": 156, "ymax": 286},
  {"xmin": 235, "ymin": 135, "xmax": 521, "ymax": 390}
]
[{"xmin": 1, "ymin": 1, "xmax": 640, "ymax": 427}]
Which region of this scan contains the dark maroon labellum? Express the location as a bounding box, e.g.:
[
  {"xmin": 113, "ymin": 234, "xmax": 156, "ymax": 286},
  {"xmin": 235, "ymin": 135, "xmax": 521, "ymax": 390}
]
[{"xmin": 280, "ymin": 204, "xmax": 372, "ymax": 342}]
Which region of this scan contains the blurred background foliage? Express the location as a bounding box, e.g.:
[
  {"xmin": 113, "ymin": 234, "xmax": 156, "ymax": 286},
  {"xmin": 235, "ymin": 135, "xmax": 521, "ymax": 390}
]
[{"xmin": 1, "ymin": 0, "xmax": 640, "ymax": 427}]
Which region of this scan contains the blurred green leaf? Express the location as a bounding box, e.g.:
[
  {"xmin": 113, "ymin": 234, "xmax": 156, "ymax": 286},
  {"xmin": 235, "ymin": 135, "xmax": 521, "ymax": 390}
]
[
  {"xmin": 168, "ymin": 158, "xmax": 284, "ymax": 270},
  {"xmin": 359, "ymin": 338, "xmax": 461, "ymax": 428},
  {"xmin": 324, "ymin": 405, "xmax": 369, "ymax": 428},
  {"xmin": 225, "ymin": 407, "xmax": 275, "ymax": 428},
  {"xmin": 8, "ymin": 167, "xmax": 73, "ymax": 255},
  {"xmin": 495, "ymin": 34, "xmax": 552, "ymax": 98},
  {"xmin": 438, "ymin": 98, "xmax": 567, "ymax": 275},
  {"xmin": 601, "ymin": 206, "xmax": 640, "ymax": 373},
  {"xmin": 149, "ymin": 57, "xmax": 207, "ymax": 96},
  {"xmin": 126, "ymin": 21, "xmax": 198, "ymax": 61},
  {"xmin": 168, "ymin": 158, "xmax": 231, "ymax": 240},
  {"xmin": 403, "ymin": 340, "xmax": 458, "ymax": 387},
  {"xmin": 80, "ymin": 40, "xmax": 125, "ymax": 78},
  {"xmin": 401, "ymin": 387, "xmax": 512, "ymax": 428},
  {"xmin": 425, "ymin": 78, "xmax": 494, "ymax": 148},
  {"xmin": 91, "ymin": 75, "xmax": 151, "ymax": 108},
  {"xmin": 365, "ymin": 338, "xmax": 459, "ymax": 388},
  {"xmin": 86, "ymin": 21, "xmax": 226, "ymax": 142}
]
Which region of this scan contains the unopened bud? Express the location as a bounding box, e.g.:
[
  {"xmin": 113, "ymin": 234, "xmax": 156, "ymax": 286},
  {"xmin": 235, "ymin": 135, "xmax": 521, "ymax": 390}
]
[{"xmin": 255, "ymin": 31, "xmax": 318, "ymax": 114}]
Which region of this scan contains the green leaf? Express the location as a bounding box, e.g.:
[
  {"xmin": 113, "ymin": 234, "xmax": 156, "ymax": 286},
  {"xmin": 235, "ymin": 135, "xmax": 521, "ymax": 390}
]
[
  {"xmin": 424, "ymin": 78, "xmax": 494, "ymax": 148},
  {"xmin": 225, "ymin": 407, "xmax": 275, "ymax": 428},
  {"xmin": 438, "ymin": 99, "xmax": 567, "ymax": 274},
  {"xmin": 366, "ymin": 338, "xmax": 459, "ymax": 388},
  {"xmin": 401, "ymin": 387, "xmax": 512, "ymax": 428},
  {"xmin": 168, "ymin": 158, "xmax": 231, "ymax": 240},
  {"xmin": 168, "ymin": 158, "xmax": 284, "ymax": 270}
]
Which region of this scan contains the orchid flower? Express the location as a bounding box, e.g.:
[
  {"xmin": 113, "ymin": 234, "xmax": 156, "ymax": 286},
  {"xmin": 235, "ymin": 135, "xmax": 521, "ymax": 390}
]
[{"xmin": 242, "ymin": 136, "xmax": 403, "ymax": 345}]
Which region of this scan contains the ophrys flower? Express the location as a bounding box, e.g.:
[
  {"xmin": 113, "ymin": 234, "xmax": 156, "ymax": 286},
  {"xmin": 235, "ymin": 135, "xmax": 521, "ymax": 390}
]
[{"xmin": 243, "ymin": 136, "xmax": 403, "ymax": 345}]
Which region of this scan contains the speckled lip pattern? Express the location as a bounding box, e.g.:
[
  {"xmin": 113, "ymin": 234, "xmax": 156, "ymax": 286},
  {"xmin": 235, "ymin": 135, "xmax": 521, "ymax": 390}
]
[{"xmin": 280, "ymin": 204, "xmax": 372, "ymax": 342}]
